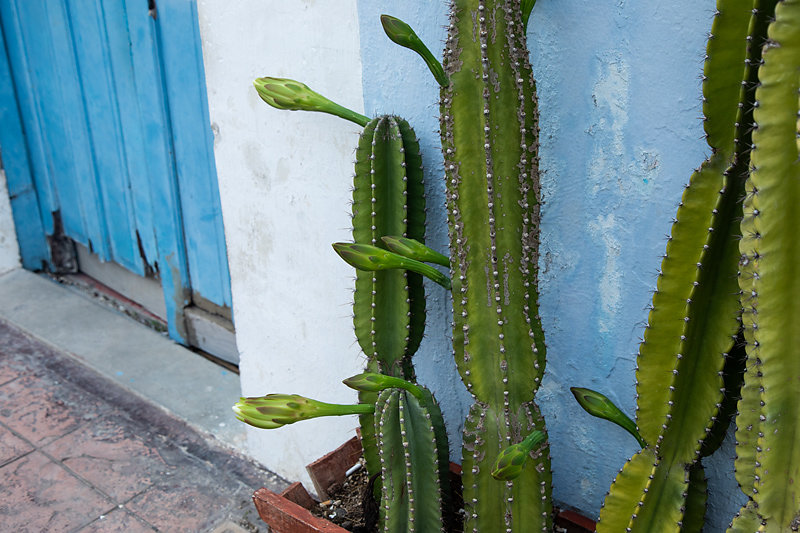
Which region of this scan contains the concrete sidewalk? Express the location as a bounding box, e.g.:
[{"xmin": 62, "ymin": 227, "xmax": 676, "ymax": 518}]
[{"xmin": 0, "ymin": 272, "xmax": 287, "ymax": 532}]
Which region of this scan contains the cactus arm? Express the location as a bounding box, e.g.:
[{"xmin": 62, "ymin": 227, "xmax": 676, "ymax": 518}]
[
  {"xmin": 701, "ymin": 4, "xmax": 755, "ymax": 150},
  {"xmin": 738, "ymin": 0, "xmax": 800, "ymax": 525},
  {"xmin": 728, "ymin": 500, "xmax": 768, "ymax": 533},
  {"xmin": 440, "ymin": 2, "xmax": 549, "ymax": 530},
  {"xmin": 521, "ymin": 0, "xmax": 536, "ymax": 31},
  {"xmin": 253, "ymin": 77, "xmax": 370, "ymax": 126},
  {"xmin": 633, "ymin": 154, "xmax": 731, "ymax": 450},
  {"xmin": 380, "ymin": 15, "xmax": 448, "ymax": 87},
  {"xmin": 635, "ymin": 0, "xmax": 768, "ymax": 462},
  {"xmin": 681, "ymin": 465, "xmax": 708, "ymax": 533},
  {"xmin": 376, "ymin": 388, "xmax": 447, "ymax": 532},
  {"xmin": 597, "ymin": 448, "xmax": 659, "ymax": 532}
]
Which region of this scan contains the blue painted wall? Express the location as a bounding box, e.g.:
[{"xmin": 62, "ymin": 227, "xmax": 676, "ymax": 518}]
[{"xmin": 357, "ymin": 0, "xmax": 746, "ymax": 528}]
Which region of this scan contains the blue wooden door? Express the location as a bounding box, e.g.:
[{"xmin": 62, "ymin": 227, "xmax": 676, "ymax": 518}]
[{"xmin": 0, "ymin": 0, "xmax": 232, "ymax": 344}]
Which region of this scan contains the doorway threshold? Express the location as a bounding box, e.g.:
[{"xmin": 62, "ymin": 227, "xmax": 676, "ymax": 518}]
[{"xmin": 0, "ymin": 268, "xmax": 246, "ymax": 452}]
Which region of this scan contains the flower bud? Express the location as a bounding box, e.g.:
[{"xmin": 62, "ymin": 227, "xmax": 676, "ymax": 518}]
[
  {"xmin": 381, "ymin": 236, "xmax": 449, "ymax": 267},
  {"xmin": 343, "ymin": 373, "xmax": 424, "ymax": 400},
  {"xmin": 232, "ymin": 394, "xmax": 372, "ymax": 430},
  {"xmin": 380, "ymin": 15, "xmax": 448, "ymax": 87},
  {"xmin": 571, "ymin": 387, "xmax": 646, "ymax": 448},
  {"xmin": 253, "ymin": 77, "xmax": 369, "ymax": 126},
  {"xmin": 332, "ymin": 243, "xmax": 451, "ymax": 289},
  {"xmin": 491, "ymin": 430, "xmax": 545, "ymax": 481}
]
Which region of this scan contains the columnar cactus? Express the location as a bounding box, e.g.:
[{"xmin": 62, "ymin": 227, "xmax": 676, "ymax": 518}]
[
  {"xmin": 729, "ymin": 0, "xmax": 800, "ymax": 529},
  {"xmin": 572, "ymin": 1, "xmax": 777, "ymax": 530},
  {"xmin": 439, "ymin": 1, "xmax": 551, "ymax": 530},
  {"xmin": 243, "ymin": 77, "xmax": 452, "ymax": 532}
]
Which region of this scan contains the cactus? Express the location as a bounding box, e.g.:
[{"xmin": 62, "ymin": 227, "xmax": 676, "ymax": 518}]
[
  {"xmin": 244, "ymin": 75, "xmax": 453, "ymax": 532},
  {"xmin": 436, "ymin": 1, "xmax": 551, "ymax": 530},
  {"xmin": 571, "ymin": 1, "xmax": 777, "ymax": 530},
  {"xmin": 344, "ymin": 373, "xmax": 451, "ymax": 532},
  {"xmin": 729, "ymin": 0, "xmax": 800, "ymax": 529}
]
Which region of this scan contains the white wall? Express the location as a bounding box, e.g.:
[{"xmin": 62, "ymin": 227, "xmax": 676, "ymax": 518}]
[
  {"xmin": 196, "ymin": 1, "xmax": 366, "ymax": 489},
  {"xmin": 0, "ymin": 169, "xmax": 21, "ymax": 275}
]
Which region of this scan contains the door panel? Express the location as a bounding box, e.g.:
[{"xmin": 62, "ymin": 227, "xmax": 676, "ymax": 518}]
[{"xmin": 0, "ymin": 0, "xmax": 233, "ymax": 347}]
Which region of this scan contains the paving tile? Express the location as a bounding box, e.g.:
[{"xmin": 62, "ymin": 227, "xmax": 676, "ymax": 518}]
[
  {"xmin": 77, "ymin": 507, "xmax": 156, "ymax": 533},
  {"xmin": 0, "ymin": 423, "xmax": 33, "ymax": 466},
  {"xmin": 43, "ymin": 414, "xmax": 166, "ymax": 502},
  {"xmin": 125, "ymin": 461, "xmax": 245, "ymax": 533},
  {"xmin": 0, "ymin": 372, "xmax": 111, "ymax": 446},
  {"xmin": 0, "ymin": 451, "xmax": 113, "ymax": 532}
]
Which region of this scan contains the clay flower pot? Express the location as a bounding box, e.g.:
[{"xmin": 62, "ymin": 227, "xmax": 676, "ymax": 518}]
[{"xmin": 251, "ymin": 435, "xmax": 598, "ymax": 533}]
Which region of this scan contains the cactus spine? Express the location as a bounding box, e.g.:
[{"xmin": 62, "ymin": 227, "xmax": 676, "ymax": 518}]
[
  {"xmin": 572, "ymin": 1, "xmax": 776, "ymax": 530},
  {"xmin": 729, "ymin": 0, "xmax": 800, "ymax": 529},
  {"xmin": 440, "ymin": 1, "xmax": 551, "ymax": 530}
]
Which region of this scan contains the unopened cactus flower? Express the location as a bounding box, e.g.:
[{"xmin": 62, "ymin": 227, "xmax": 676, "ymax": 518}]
[
  {"xmin": 379, "ymin": 15, "xmax": 448, "ymax": 87},
  {"xmin": 571, "ymin": 387, "xmax": 646, "ymax": 448},
  {"xmin": 343, "ymin": 372, "xmax": 425, "ymax": 400},
  {"xmin": 253, "ymin": 77, "xmax": 369, "ymax": 126},
  {"xmin": 232, "ymin": 394, "xmax": 372, "ymax": 430},
  {"xmin": 381, "ymin": 236, "xmax": 449, "ymax": 267},
  {"xmin": 332, "ymin": 242, "xmax": 451, "ymax": 289},
  {"xmin": 491, "ymin": 431, "xmax": 546, "ymax": 481}
]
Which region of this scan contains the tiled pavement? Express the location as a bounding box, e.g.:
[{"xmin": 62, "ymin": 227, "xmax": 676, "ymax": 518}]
[{"xmin": 0, "ymin": 319, "xmax": 287, "ymax": 532}]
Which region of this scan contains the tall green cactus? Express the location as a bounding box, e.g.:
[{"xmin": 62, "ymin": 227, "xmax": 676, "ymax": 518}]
[
  {"xmin": 439, "ymin": 1, "xmax": 551, "ymax": 530},
  {"xmin": 572, "ymin": 1, "xmax": 776, "ymax": 530},
  {"xmin": 242, "ymin": 77, "xmax": 452, "ymax": 532},
  {"xmin": 729, "ymin": 0, "xmax": 800, "ymax": 529}
]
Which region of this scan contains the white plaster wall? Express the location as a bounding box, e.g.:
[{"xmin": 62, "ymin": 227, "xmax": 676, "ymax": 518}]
[
  {"xmin": 196, "ymin": 1, "xmax": 365, "ymax": 489},
  {"xmin": 0, "ymin": 169, "xmax": 21, "ymax": 275}
]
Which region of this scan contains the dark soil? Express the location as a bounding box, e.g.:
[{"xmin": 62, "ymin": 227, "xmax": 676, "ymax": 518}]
[{"xmin": 311, "ymin": 465, "xmax": 376, "ymax": 532}]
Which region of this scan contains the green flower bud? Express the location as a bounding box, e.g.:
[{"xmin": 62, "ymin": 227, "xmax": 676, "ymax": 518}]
[
  {"xmin": 253, "ymin": 77, "xmax": 369, "ymax": 127},
  {"xmin": 332, "ymin": 242, "xmax": 451, "ymax": 290},
  {"xmin": 491, "ymin": 431, "xmax": 546, "ymax": 481},
  {"xmin": 381, "ymin": 236, "xmax": 450, "ymax": 267},
  {"xmin": 379, "ymin": 15, "xmax": 448, "ymax": 87},
  {"xmin": 570, "ymin": 387, "xmax": 646, "ymax": 448},
  {"xmin": 343, "ymin": 372, "xmax": 425, "ymax": 400},
  {"xmin": 232, "ymin": 393, "xmax": 372, "ymax": 430}
]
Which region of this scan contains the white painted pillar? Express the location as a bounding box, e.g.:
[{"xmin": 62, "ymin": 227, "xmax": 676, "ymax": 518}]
[{"xmin": 196, "ymin": 1, "xmax": 365, "ymax": 489}]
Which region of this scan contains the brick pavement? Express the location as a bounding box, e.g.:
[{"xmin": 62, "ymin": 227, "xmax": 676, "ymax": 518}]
[{"xmin": 0, "ymin": 319, "xmax": 286, "ymax": 532}]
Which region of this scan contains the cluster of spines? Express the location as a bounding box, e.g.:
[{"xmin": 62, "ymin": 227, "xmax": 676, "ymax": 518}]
[
  {"xmin": 597, "ymin": 1, "xmax": 769, "ymax": 531},
  {"xmin": 730, "ymin": 0, "xmax": 800, "ymax": 529},
  {"xmin": 440, "ymin": 0, "xmax": 550, "ymax": 530}
]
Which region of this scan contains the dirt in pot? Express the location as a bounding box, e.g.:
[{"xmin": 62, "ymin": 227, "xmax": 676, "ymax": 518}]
[{"xmin": 311, "ymin": 463, "xmax": 378, "ymax": 532}]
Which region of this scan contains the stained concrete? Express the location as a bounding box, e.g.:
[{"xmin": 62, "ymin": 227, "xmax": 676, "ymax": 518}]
[{"xmin": 0, "ymin": 268, "xmax": 245, "ymax": 451}]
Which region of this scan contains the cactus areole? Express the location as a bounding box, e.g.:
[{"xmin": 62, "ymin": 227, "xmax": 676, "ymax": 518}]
[{"xmin": 441, "ymin": 0, "xmax": 551, "ymax": 530}]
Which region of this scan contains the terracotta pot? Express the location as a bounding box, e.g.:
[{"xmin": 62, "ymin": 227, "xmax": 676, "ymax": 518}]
[{"xmin": 252, "ymin": 435, "xmax": 597, "ymax": 533}]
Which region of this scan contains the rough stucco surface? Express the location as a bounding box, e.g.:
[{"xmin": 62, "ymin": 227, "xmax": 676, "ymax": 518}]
[
  {"xmin": 0, "ymin": 169, "xmax": 21, "ymax": 274},
  {"xmin": 358, "ymin": 0, "xmax": 746, "ymax": 528},
  {"xmin": 196, "ymin": 0, "xmax": 366, "ymax": 491}
]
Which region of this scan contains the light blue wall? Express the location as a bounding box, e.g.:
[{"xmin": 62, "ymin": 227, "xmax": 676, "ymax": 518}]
[{"xmin": 357, "ymin": 1, "xmax": 746, "ymax": 528}]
